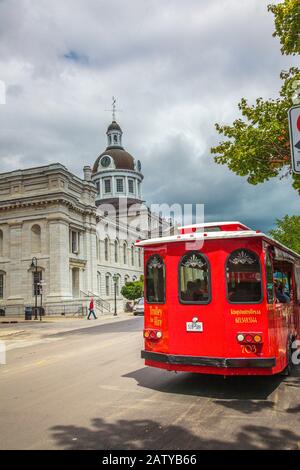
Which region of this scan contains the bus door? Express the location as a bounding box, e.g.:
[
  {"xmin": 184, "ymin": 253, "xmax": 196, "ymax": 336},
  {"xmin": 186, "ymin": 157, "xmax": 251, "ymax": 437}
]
[{"xmin": 273, "ymin": 260, "xmax": 293, "ymax": 365}]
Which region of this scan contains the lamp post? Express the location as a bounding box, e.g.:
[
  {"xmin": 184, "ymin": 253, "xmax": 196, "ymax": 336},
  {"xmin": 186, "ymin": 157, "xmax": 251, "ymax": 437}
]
[
  {"xmin": 113, "ymin": 274, "xmax": 118, "ymax": 316},
  {"xmin": 30, "ymin": 257, "xmax": 38, "ymax": 320}
]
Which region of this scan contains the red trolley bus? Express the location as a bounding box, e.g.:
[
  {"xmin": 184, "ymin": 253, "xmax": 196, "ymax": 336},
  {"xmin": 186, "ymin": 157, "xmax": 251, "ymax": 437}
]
[{"xmin": 136, "ymin": 221, "xmax": 300, "ymax": 376}]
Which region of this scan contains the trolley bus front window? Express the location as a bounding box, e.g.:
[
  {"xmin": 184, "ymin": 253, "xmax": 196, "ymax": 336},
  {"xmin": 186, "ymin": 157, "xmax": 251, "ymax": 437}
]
[
  {"xmin": 146, "ymin": 255, "xmax": 165, "ymax": 304},
  {"xmin": 179, "ymin": 251, "xmax": 210, "ymax": 304},
  {"xmin": 226, "ymin": 249, "xmax": 262, "ymax": 304}
]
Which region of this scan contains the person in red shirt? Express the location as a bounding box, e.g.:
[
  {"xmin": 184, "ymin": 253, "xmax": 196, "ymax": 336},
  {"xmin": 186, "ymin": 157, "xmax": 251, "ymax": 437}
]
[{"xmin": 87, "ymin": 298, "xmax": 97, "ymax": 320}]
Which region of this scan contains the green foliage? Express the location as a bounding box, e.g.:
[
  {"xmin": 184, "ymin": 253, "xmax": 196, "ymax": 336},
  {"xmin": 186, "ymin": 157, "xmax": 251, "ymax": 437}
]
[
  {"xmin": 268, "ymin": 0, "xmax": 300, "ymax": 55},
  {"xmin": 121, "ymin": 280, "xmax": 144, "ymax": 301},
  {"xmin": 269, "ymin": 215, "xmax": 300, "ymax": 253},
  {"xmin": 211, "ymin": 67, "xmax": 300, "ymax": 194}
]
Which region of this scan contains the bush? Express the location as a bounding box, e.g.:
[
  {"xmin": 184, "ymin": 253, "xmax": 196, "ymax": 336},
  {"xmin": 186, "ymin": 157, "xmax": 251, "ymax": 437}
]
[{"xmin": 121, "ymin": 280, "xmax": 144, "ymax": 301}]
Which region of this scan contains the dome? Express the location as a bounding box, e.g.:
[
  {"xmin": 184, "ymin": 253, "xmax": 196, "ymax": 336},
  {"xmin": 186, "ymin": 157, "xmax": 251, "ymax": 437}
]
[
  {"xmin": 93, "ymin": 148, "xmax": 135, "ymax": 173},
  {"xmin": 107, "ymin": 120, "xmax": 122, "ymax": 132}
]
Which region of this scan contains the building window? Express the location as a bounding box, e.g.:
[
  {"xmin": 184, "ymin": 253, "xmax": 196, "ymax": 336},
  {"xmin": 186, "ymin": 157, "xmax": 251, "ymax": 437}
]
[
  {"xmin": 33, "ymin": 271, "xmax": 42, "ymax": 296},
  {"xmin": 146, "ymin": 255, "xmax": 165, "ymax": 304},
  {"xmin": 131, "ymin": 245, "xmax": 135, "ymax": 266},
  {"xmin": 105, "ymin": 238, "xmax": 109, "ymax": 261},
  {"xmin": 0, "ymin": 272, "xmax": 4, "ymax": 299},
  {"xmin": 114, "ymin": 240, "xmax": 119, "ymax": 263},
  {"xmin": 123, "ymin": 243, "xmax": 127, "ymax": 264},
  {"xmin": 104, "ymin": 179, "xmax": 111, "ymax": 194},
  {"xmin": 105, "ymin": 274, "xmax": 111, "ymax": 296},
  {"xmin": 226, "ymin": 249, "xmax": 262, "ymax": 303},
  {"xmin": 116, "ymin": 178, "xmax": 124, "ymax": 193},
  {"xmin": 115, "ymin": 275, "xmax": 120, "ymax": 296},
  {"xmin": 96, "ymin": 181, "xmax": 100, "ymax": 194},
  {"xmin": 179, "ymin": 252, "xmax": 210, "ymax": 304},
  {"xmin": 128, "ymin": 179, "xmax": 134, "ymax": 194},
  {"xmin": 31, "ymin": 224, "xmax": 41, "ymax": 254},
  {"xmin": 70, "ymin": 230, "xmax": 80, "ymax": 254},
  {"xmin": 138, "ymin": 248, "xmax": 142, "ymax": 268}
]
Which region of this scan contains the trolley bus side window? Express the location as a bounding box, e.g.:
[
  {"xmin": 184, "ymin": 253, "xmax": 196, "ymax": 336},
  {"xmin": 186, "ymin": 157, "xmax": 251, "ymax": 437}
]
[
  {"xmin": 295, "ymin": 266, "xmax": 300, "ymax": 303},
  {"xmin": 146, "ymin": 255, "xmax": 165, "ymax": 304},
  {"xmin": 226, "ymin": 249, "xmax": 262, "ymax": 304},
  {"xmin": 179, "ymin": 251, "xmax": 211, "ymax": 304}
]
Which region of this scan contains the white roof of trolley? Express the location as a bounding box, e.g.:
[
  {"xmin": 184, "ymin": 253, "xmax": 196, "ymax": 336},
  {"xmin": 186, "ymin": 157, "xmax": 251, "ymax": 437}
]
[
  {"xmin": 135, "ymin": 221, "xmax": 300, "ymax": 260},
  {"xmin": 178, "ymin": 221, "xmax": 250, "ymax": 230}
]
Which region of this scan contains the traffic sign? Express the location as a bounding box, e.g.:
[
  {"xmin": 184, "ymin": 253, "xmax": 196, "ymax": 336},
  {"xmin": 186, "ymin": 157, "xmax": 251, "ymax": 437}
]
[{"xmin": 288, "ymin": 105, "xmax": 300, "ymax": 174}]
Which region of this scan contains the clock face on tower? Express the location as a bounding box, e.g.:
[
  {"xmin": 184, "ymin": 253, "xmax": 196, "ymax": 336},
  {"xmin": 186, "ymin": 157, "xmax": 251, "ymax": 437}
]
[{"xmin": 101, "ymin": 155, "xmax": 111, "ymax": 168}]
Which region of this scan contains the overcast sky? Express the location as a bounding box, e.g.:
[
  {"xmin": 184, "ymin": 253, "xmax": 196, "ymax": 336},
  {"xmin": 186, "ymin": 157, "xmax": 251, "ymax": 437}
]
[{"xmin": 0, "ymin": 0, "xmax": 299, "ymax": 232}]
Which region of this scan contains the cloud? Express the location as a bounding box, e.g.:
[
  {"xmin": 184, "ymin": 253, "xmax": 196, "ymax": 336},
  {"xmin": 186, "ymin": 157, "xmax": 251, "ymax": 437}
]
[{"xmin": 0, "ymin": 0, "xmax": 298, "ymax": 232}]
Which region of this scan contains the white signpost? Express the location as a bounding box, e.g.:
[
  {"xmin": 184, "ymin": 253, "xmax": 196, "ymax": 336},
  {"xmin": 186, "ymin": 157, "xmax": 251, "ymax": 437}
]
[{"xmin": 288, "ymin": 105, "xmax": 300, "ymax": 174}]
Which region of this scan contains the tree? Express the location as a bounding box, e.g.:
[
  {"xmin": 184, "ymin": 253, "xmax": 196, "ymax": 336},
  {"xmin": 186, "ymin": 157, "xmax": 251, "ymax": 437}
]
[
  {"xmin": 211, "ymin": 0, "xmax": 300, "ymax": 194},
  {"xmin": 269, "ymin": 215, "xmax": 300, "ymax": 253},
  {"xmin": 268, "ymin": 0, "xmax": 300, "ymax": 55},
  {"xmin": 211, "ymin": 67, "xmax": 300, "ymax": 194},
  {"xmin": 121, "ymin": 279, "xmax": 144, "ymax": 301}
]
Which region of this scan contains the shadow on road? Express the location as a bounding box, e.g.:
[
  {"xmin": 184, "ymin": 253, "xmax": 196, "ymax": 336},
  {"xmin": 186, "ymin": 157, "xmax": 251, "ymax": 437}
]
[
  {"xmin": 50, "ymin": 416, "xmax": 299, "ymax": 450},
  {"xmin": 124, "ymin": 366, "xmax": 284, "ymax": 401}
]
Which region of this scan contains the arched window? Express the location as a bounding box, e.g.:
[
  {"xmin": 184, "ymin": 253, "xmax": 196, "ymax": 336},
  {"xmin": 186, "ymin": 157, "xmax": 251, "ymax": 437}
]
[
  {"xmin": 226, "ymin": 249, "xmax": 262, "ymax": 303},
  {"xmin": 138, "ymin": 248, "xmax": 142, "ymax": 268},
  {"xmin": 104, "ymin": 237, "xmax": 109, "ymax": 262},
  {"xmin": 0, "ymin": 230, "xmax": 3, "ymax": 257},
  {"xmin": 179, "ymin": 252, "xmax": 210, "ymax": 304},
  {"xmin": 114, "ymin": 240, "xmax": 119, "ymax": 263},
  {"xmin": 131, "ymin": 245, "xmax": 135, "ymax": 266},
  {"xmin": 123, "ymin": 242, "xmax": 127, "ymax": 265},
  {"xmin": 146, "ymin": 255, "xmax": 165, "ymax": 304},
  {"xmin": 97, "ymin": 239, "xmax": 101, "ymax": 261},
  {"xmin": 105, "ymin": 273, "xmax": 111, "ymax": 296},
  {"xmin": 31, "ymin": 224, "xmax": 41, "ymax": 253}
]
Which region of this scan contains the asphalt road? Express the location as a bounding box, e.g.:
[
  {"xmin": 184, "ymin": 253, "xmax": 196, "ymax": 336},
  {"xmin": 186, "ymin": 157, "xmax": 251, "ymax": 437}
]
[{"xmin": 0, "ymin": 316, "xmax": 300, "ymax": 450}]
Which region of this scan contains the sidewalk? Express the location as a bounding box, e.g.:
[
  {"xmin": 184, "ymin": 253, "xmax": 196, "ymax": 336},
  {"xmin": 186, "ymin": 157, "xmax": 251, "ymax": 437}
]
[{"xmin": 0, "ymin": 311, "xmax": 137, "ymax": 351}]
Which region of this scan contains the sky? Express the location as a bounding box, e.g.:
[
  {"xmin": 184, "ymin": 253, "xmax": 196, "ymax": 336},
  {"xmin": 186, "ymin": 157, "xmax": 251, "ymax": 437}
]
[{"xmin": 0, "ymin": 0, "xmax": 299, "ymax": 232}]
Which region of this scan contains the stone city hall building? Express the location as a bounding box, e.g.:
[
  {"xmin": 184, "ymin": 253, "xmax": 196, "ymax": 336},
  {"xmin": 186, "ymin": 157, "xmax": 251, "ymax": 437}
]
[{"xmin": 0, "ymin": 118, "xmax": 167, "ymax": 316}]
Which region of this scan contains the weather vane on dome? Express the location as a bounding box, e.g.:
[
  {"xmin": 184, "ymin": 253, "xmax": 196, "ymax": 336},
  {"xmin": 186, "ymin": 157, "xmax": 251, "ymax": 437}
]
[{"xmin": 105, "ymin": 96, "xmax": 122, "ymax": 122}]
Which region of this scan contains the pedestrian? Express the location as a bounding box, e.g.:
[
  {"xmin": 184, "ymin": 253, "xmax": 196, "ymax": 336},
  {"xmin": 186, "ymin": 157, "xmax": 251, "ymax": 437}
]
[{"xmin": 87, "ymin": 298, "xmax": 97, "ymax": 320}]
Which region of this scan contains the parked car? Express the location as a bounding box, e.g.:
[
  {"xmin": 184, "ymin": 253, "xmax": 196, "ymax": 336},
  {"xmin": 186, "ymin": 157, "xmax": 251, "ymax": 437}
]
[{"xmin": 133, "ymin": 297, "xmax": 144, "ymax": 316}]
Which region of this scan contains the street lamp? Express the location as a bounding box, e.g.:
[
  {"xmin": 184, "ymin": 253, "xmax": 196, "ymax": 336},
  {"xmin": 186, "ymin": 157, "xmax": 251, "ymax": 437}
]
[
  {"xmin": 30, "ymin": 257, "xmax": 38, "ymax": 320},
  {"xmin": 113, "ymin": 274, "xmax": 119, "ymax": 316}
]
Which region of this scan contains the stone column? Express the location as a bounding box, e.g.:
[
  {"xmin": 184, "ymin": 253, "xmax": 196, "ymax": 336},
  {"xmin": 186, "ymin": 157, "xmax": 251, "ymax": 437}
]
[
  {"xmin": 7, "ymin": 222, "xmax": 24, "ymax": 303},
  {"xmin": 47, "ymin": 218, "xmax": 72, "ymax": 301}
]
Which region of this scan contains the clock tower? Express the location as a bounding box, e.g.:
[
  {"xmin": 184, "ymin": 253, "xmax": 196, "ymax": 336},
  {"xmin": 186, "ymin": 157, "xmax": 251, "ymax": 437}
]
[{"xmin": 91, "ymin": 118, "xmax": 144, "ymax": 209}]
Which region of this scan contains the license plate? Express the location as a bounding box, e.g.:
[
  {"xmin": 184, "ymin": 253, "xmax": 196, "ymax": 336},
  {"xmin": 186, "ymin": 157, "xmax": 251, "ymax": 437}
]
[{"xmin": 186, "ymin": 321, "xmax": 203, "ymax": 332}]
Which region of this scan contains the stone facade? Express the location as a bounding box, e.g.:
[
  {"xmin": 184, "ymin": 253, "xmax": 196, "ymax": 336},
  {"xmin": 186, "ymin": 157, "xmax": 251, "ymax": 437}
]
[
  {"xmin": 0, "ymin": 163, "xmax": 100, "ymax": 315},
  {"xmin": 0, "ymin": 118, "xmax": 170, "ymax": 316}
]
